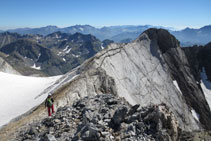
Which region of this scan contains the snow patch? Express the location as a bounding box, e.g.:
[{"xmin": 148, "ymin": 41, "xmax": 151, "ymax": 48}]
[
  {"xmin": 79, "ymin": 27, "xmax": 84, "ymax": 31},
  {"xmin": 201, "ymin": 67, "xmax": 211, "ymax": 89},
  {"xmin": 200, "ymin": 67, "xmax": 211, "ymax": 109},
  {"xmin": 63, "ymin": 45, "xmax": 72, "ymax": 54},
  {"xmin": 173, "ymin": 80, "xmax": 182, "ymax": 95},
  {"xmin": 36, "ymin": 36, "xmax": 41, "ymax": 40},
  {"xmin": 191, "ymin": 109, "xmax": 200, "ymax": 122},
  {"xmin": 0, "ymin": 72, "xmax": 61, "ymax": 127},
  {"xmin": 101, "ymin": 43, "xmax": 105, "ymax": 49},
  {"xmin": 72, "ymin": 54, "xmax": 80, "ymax": 58},
  {"xmin": 65, "ymin": 48, "xmax": 72, "ymax": 54},
  {"xmin": 37, "ymin": 53, "xmax": 41, "ymax": 60},
  {"xmin": 57, "ymin": 52, "xmax": 63, "ymax": 56},
  {"xmin": 55, "ymin": 34, "xmax": 61, "ymax": 39},
  {"xmin": 63, "ymin": 45, "xmax": 69, "ymax": 52},
  {"xmin": 31, "ymin": 64, "xmax": 41, "ymax": 70}
]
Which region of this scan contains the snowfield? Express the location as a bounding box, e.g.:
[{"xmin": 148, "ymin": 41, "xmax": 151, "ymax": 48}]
[
  {"xmin": 0, "ymin": 72, "xmax": 61, "ymax": 127},
  {"xmin": 200, "ymin": 68, "xmax": 211, "ymax": 109}
]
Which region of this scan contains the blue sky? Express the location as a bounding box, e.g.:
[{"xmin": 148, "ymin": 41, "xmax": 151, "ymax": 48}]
[{"xmin": 0, "ymin": 0, "xmax": 210, "ymax": 30}]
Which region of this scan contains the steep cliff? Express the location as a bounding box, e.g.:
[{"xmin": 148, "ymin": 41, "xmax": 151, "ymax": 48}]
[
  {"xmin": 144, "ymin": 29, "xmax": 211, "ymax": 130},
  {"xmin": 1, "ymin": 29, "xmax": 211, "ymax": 140},
  {"xmin": 183, "ymin": 43, "xmax": 211, "ymax": 82}
]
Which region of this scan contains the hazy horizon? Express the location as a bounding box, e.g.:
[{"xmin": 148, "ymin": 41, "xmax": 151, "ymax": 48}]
[
  {"xmin": 0, "ymin": 0, "xmax": 210, "ymax": 31},
  {"xmin": 0, "ymin": 24, "xmax": 210, "ymax": 31}
]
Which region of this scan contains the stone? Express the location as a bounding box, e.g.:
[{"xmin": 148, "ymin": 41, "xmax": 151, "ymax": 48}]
[
  {"xmin": 109, "ymin": 106, "xmax": 128, "ymax": 131},
  {"xmin": 54, "ymin": 119, "xmax": 61, "ymax": 124},
  {"xmin": 28, "ymin": 127, "xmax": 38, "ymax": 136},
  {"xmin": 127, "ymin": 113, "xmax": 139, "ymax": 123},
  {"xmin": 48, "ymin": 127, "xmax": 54, "ymax": 134},
  {"xmin": 41, "ymin": 134, "xmax": 57, "ymax": 141},
  {"xmin": 128, "ymin": 104, "xmax": 140, "ymax": 115},
  {"xmin": 126, "ymin": 124, "xmax": 136, "ymax": 136},
  {"xmin": 74, "ymin": 123, "xmax": 100, "ymax": 141},
  {"xmin": 105, "ymin": 99, "xmax": 118, "ymax": 105},
  {"xmin": 136, "ymin": 122, "xmax": 146, "ymax": 133},
  {"xmin": 99, "ymin": 108, "xmax": 108, "ymax": 114},
  {"xmin": 42, "ymin": 118, "xmax": 54, "ymax": 127}
]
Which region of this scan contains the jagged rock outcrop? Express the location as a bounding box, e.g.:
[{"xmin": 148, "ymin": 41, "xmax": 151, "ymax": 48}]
[
  {"xmin": 15, "ymin": 94, "xmax": 181, "ymax": 141},
  {"xmin": 1, "ymin": 28, "xmax": 211, "ymax": 140},
  {"xmin": 183, "ymin": 42, "xmax": 211, "ymax": 82}
]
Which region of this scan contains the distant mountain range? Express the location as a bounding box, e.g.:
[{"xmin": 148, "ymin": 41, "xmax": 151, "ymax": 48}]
[
  {"xmin": 0, "ymin": 32, "xmax": 111, "ymax": 76},
  {"xmin": 1, "ymin": 25, "xmax": 211, "ymax": 46},
  {"xmin": 172, "ymin": 25, "xmax": 211, "ymax": 46}
]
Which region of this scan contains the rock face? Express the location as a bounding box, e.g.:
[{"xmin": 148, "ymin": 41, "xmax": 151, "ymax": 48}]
[
  {"xmin": 15, "ymin": 94, "xmax": 181, "ymax": 141},
  {"xmin": 0, "ymin": 32, "xmax": 22, "ymax": 48},
  {"xmin": 183, "ymin": 43, "xmax": 211, "ymax": 82},
  {"xmin": 52, "ymin": 29, "xmax": 210, "ymax": 130},
  {"xmin": 1, "ymin": 28, "xmax": 211, "ymax": 140},
  {"xmin": 0, "ymin": 55, "xmax": 20, "ymax": 74},
  {"xmin": 143, "ymin": 29, "xmax": 211, "ymax": 130}
]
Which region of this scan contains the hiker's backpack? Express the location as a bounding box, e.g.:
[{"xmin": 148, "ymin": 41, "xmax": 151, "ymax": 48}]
[{"xmin": 47, "ymin": 98, "xmax": 53, "ymax": 107}]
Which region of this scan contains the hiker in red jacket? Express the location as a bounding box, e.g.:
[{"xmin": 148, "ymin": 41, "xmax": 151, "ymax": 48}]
[{"xmin": 45, "ymin": 95, "xmax": 55, "ymax": 116}]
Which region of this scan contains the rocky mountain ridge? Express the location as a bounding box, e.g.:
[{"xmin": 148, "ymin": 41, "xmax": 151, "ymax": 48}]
[{"xmin": 14, "ymin": 94, "xmax": 182, "ymax": 141}]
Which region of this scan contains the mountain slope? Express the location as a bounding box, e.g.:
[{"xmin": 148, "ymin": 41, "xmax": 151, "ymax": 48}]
[
  {"xmin": 0, "ymin": 32, "xmax": 103, "ymax": 76},
  {"xmin": 0, "ymin": 32, "xmax": 22, "ymax": 48},
  {"xmin": 0, "ymin": 39, "xmax": 64, "ymax": 76}
]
